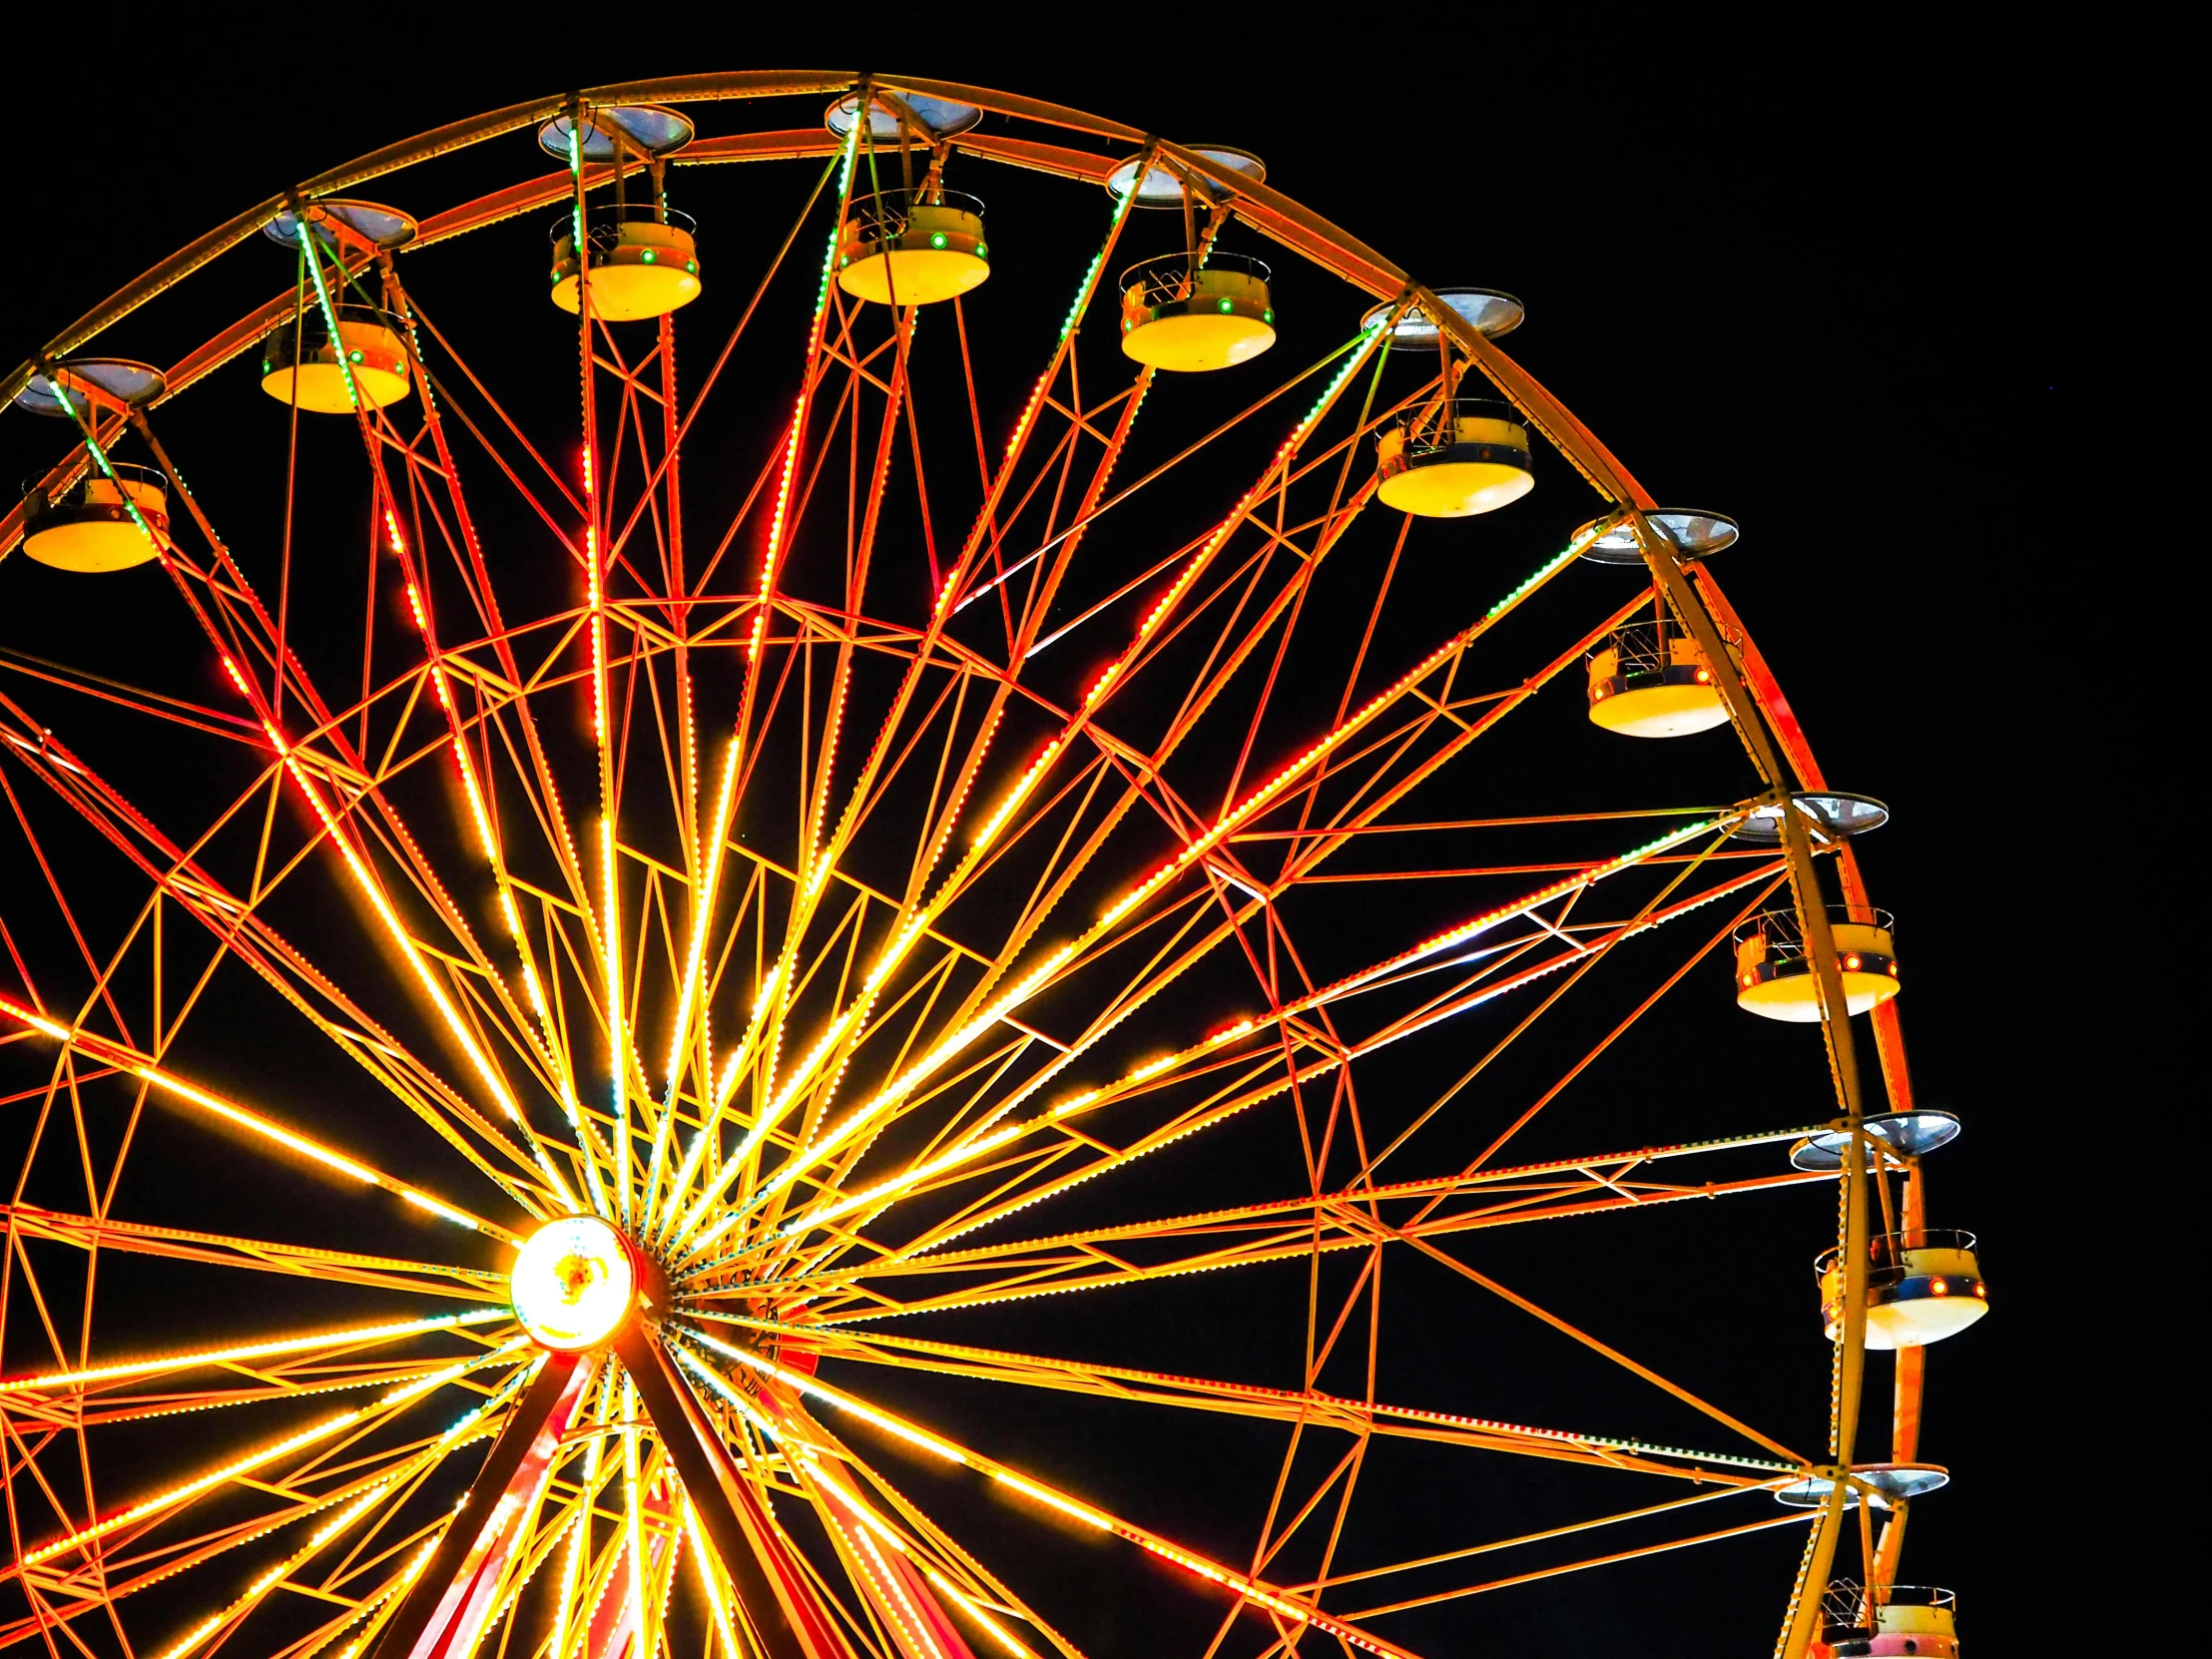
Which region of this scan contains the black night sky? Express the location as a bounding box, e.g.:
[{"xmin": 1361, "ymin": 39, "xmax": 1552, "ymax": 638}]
[{"xmin": 0, "ymin": 23, "xmax": 2142, "ymax": 1659}]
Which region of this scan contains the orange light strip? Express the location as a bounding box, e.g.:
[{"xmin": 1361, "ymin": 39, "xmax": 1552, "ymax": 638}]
[
  {"xmin": 683, "ymin": 516, "xmax": 1578, "ymax": 1261},
  {"xmin": 675, "ymin": 1332, "xmax": 1414, "ymax": 1659},
  {"xmin": 20, "ymin": 1414, "xmax": 354, "ymax": 1567},
  {"xmin": 682, "ymin": 1496, "xmax": 745, "ymax": 1659},
  {"xmin": 0, "ymin": 997, "xmax": 506, "ymax": 1237},
  {"xmin": 679, "ymin": 1330, "xmax": 964, "ymax": 1462},
  {"xmin": 18, "ymin": 1340, "xmax": 531, "ymax": 1567},
  {"xmin": 774, "ymin": 806, "xmax": 1745, "ymax": 1249},
  {"xmin": 601, "ymin": 814, "xmax": 632, "ymax": 1221},
  {"xmin": 152, "ymin": 1479, "xmax": 395, "ymax": 1659},
  {"xmin": 0, "ymin": 1308, "xmax": 507, "ymax": 1394},
  {"xmin": 276, "ymin": 749, "xmax": 565, "ymax": 1210},
  {"xmin": 922, "ymin": 1570, "xmax": 1037, "ymax": 1659},
  {"xmin": 377, "ymin": 487, "xmax": 595, "ymax": 1215},
  {"xmin": 663, "ymin": 738, "xmax": 741, "ymax": 1098}
]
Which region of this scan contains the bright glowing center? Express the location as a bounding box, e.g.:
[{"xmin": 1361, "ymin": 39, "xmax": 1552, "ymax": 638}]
[{"xmin": 510, "ymin": 1215, "xmax": 636, "ymax": 1351}]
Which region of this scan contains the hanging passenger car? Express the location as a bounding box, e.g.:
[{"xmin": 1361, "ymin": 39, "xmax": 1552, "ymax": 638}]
[
  {"xmin": 837, "ymin": 190, "xmax": 990, "ymax": 304},
  {"xmin": 539, "ymin": 104, "xmax": 702, "ymax": 322},
  {"xmin": 1586, "ymin": 620, "xmax": 1730, "ymax": 736},
  {"xmin": 550, "ymin": 206, "xmax": 702, "ymax": 321},
  {"xmin": 1376, "ymin": 398, "xmax": 1534, "ymax": 518},
  {"xmin": 1814, "ymin": 1584, "xmax": 1961, "ymax": 1658},
  {"xmin": 1120, "ymin": 252, "xmax": 1276, "ymax": 371},
  {"xmin": 1734, "ymin": 904, "xmax": 1900, "ymax": 1021},
  {"xmin": 260, "ymin": 304, "xmax": 413, "ymax": 412},
  {"xmin": 1821, "ymin": 1230, "xmax": 1988, "ymax": 1349},
  {"xmin": 20, "ymin": 461, "xmax": 168, "ymax": 572}
]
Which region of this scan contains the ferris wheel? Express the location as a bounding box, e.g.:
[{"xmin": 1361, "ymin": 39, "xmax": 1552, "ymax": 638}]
[{"xmin": 0, "ymin": 74, "xmax": 1986, "ymax": 1659}]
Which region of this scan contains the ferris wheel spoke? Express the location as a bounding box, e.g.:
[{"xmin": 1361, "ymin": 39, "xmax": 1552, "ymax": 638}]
[
  {"xmin": 0, "ymin": 1307, "xmax": 511, "ymax": 1403},
  {"xmin": 0, "ymin": 1206, "xmax": 501, "ymax": 1302},
  {"xmin": 1376, "ymin": 870, "xmax": 1790, "ymax": 1198},
  {"xmin": 661, "ymin": 299, "xmax": 1137, "ymax": 1200},
  {"xmin": 737, "ymin": 1322, "xmax": 1791, "ymax": 1486},
  {"xmin": 0, "ymin": 645, "xmax": 264, "ymax": 745},
  {"xmin": 672, "ymin": 1328, "xmax": 1434, "ymax": 1659},
  {"xmin": 0, "ymin": 1006, "xmax": 520, "ymax": 1239},
  {"xmin": 767, "ymin": 820, "xmax": 1770, "ymax": 1277},
  {"xmin": 324, "ymin": 289, "xmax": 615, "ymax": 1194},
  {"xmin": 786, "ymin": 1425, "xmax": 1093, "ymax": 1659},
  {"xmin": 691, "ymin": 241, "xmax": 1390, "ymax": 1207},
  {"xmin": 0, "ymin": 699, "xmax": 577, "ymax": 1210},
  {"xmin": 0, "ymin": 1338, "xmax": 533, "ymax": 1619},
  {"xmin": 784, "ymin": 1160, "xmax": 1821, "ymax": 1327},
  {"xmin": 9, "ymin": 1357, "xmax": 530, "ymax": 1434},
  {"xmin": 0, "ymin": 1434, "xmax": 441, "ymax": 1653},
  {"xmin": 1333, "ymin": 1506, "xmax": 1817, "ymax": 1623},
  {"xmin": 1399, "ymin": 1235, "xmax": 1802, "ymax": 1465},
  {"xmin": 101, "ymin": 454, "xmax": 587, "ymax": 1212},
  {"xmin": 954, "ymin": 328, "xmax": 1385, "ymax": 623},
  {"xmin": 697, "ymin": 538, "xmax": 1602, "ymax": 1266}
]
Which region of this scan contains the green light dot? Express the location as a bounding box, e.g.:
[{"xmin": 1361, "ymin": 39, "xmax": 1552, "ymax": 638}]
[
  {"xmin": 1218, "ymin": 298, "xmax": 1234, "ymax": 313},
  {"xmin": 641, "ymin": 249, "xmax": 655, "ymax": 263},
  {"xmin": 976, "ymin": 244, "xmax": 988, "ymax": 258},
  {"xmin": 349, "ymin": 350, "xmax": 364, "ymax": 363},
  {"xmin": 687, "ymin": 262, "xmax": 698, "ymax": 273},
  {"xmin": 1264, "ymin": 309, "xmax": 1275, "ymax": 322},
  {"xmin": 930, "ymin": 233, "xmax": 947, "ymax": 249}
]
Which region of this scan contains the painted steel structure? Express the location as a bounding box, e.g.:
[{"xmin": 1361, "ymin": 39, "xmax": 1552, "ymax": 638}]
[{"xmin": 0, "ymin": 74, "xmax": 1949, "ymax": 1659}]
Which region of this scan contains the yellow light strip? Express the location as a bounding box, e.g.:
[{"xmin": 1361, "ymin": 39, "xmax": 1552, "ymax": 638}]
[
  {"xmin": 153, "ymin": 1478, "xmax": 393, "ymax": 1659},
  {"xmin": 678, "ymin": 1329, "xmax": 964, "ymax": 1463},
  {"xmin": 0, "ymin": 997, "xmax": 506, "ymax": 1237},
  {"xmin": 686, "ymin": 1335, "xmax": 1410, "ymax": 1658},
  {"xmin": 923, "ymin": 1569, "xmax": 1038, "ymax": 1659},
  {"xmin": 602, "ymin": 815, "xmax": 631, "ymax": 1221},
  {"xmin": 20, "ymin": 1340, "xmax": 530, "ymax": 1566},
  {"xmin": 276, "ymin": 750, "xmax": 574, "ymax": 1215},
  {"xmin": 682, "ymin": 1497, "xmax": 745, "ymax": 1659},
  {"xmin": 22, "ymin": 1413, "xmax": 356, "ymax": 1566},
  {"xmin": 663, "ymin": 738, "xmax": 740, "ymax": 1098},
  {"xmin": 0, "ymin": 1308, "xmax": 507, "ymax": 1394},
  {"xmin": 990, "ymin": 1469, "xmax": 1109, "ymax": 1529},
  {"xmin": 777, "ymin": 816, "xmax": 1742, "ymax": 1249},
  {"xmin": 777, "ymin": 1122, "xmax": 1029, "ymax": 1239},
  {"xmin": 672, "ymin": 568, "xmax": 1520, "ymax": 1263}
]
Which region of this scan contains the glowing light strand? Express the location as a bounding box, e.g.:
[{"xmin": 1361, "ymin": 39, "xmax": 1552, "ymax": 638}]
[{"xmin": 0, "ymin": 1308, "xmax": 508, "ymax": 1394}]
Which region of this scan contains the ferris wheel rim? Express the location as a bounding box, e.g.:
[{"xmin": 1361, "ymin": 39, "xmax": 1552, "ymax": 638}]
[{"xmin": 0, "ymin": 74, "xmax": 1929, "ymax": 1659}]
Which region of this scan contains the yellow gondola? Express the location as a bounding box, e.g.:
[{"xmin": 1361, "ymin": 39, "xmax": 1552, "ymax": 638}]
[
  {"xmin": 1120, "ymin": 252, "xmax": 1276, "ymax": 372},
  {"xmin": 20, "ymin": 462, "xmax": 168, "ymax": 572},
  {"xmin": 1376, "ymin": 399, "xmax": 1533, "ymax": 518},
  {"xmin": 836, "ymin": 191, "xmax": 990, "ymax": 305}
]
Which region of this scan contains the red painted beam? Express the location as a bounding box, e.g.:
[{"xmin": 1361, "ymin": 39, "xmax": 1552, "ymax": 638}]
[
  {"xmin": 615, "ymin": 1326, "xmax": 853, "ymax": 1659},
  {"xmin": 372, "ymin": 1352, "xmax": 589, "ymax": 1659}
]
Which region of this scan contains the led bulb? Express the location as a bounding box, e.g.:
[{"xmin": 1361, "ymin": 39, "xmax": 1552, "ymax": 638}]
[{"xmin": 510, "ymin": 1216, "xmax": 635, "ymax": 1351}]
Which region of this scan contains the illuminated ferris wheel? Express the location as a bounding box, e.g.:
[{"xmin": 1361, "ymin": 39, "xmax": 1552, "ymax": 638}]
[{"xmin": 0, "ymin": 74, "xmax": 1984, "ymax": 1659}]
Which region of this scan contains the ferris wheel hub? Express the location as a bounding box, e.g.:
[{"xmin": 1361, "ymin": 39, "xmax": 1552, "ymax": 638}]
[{"xmin": 510, "ymin": 1215, "xmax": 663, "ymax": 1351}]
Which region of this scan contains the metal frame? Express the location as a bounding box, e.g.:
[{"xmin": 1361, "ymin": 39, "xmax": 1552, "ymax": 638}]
[{"xmin": 0, "ymin": 74, "xmax": 1948, "ymax": 1659}]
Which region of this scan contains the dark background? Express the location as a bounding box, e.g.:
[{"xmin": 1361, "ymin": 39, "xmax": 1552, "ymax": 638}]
[{"xmin": 0, "ymin": 19, "xmax": 2148, "ymax": 1654}]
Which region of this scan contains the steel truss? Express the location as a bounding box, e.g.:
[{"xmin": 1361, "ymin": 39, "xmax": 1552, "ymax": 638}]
[{"xmin": 0, "ymin": 74, "xmax": 1935, "ymax": 1659}]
